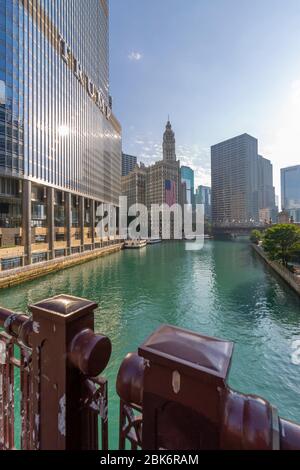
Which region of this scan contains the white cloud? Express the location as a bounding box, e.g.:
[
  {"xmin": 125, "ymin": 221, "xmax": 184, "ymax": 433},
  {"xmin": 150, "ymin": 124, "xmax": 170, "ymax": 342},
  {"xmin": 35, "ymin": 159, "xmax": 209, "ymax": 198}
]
[
  {"xmin": 128, "ymin": 51, "xmax": 143, "ymax": 61},
  {"xmin": 128, "ymin": 136, "xmax": 211, "ymax": 187}
]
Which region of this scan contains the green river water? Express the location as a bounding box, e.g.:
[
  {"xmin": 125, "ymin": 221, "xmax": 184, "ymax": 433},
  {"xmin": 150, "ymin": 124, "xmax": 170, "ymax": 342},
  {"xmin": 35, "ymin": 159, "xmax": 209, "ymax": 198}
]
[{"xmin": 1, "ymin": 240, "xmax": 300, "ymax": 448}]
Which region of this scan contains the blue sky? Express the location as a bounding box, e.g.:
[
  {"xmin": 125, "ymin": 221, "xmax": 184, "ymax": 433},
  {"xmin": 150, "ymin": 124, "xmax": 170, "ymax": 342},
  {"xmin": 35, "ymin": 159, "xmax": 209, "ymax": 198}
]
[{"xmin": 109, "ymin": 0, "xmax": 300, "ymax": 196}]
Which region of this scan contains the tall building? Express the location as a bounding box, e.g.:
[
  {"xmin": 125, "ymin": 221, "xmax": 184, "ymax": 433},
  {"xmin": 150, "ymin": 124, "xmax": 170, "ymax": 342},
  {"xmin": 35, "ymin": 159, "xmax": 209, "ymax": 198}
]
[
  {"xmin": 257, "ymin": 156, "xmax": 276, "ymax": 211},
  {"xmin": 211, "ymin": 134, "xmax": 259, "ymax": 225},
  {"xmin": 163, "ymin": 120, "xmax": 176, "ymax": 162},
  {"xmin": 181, "ymin": 166, "xmax": 195, "ymax": 205},
  {"xmin": 146, "ymin": 120, "xmax": 180, "ymax": 237},
  {"xmin": 211, "ymin": 134, "xmax": 275, "ymax": 226},
  {"xmin": 146, "ymin": 120, "xmax": 180, "ymax": 208},
  {"xmin": 0, "ymin": 0, "xmax": 121, "ymax": 271},
  {"xmin": 122, "ymin": 153, "xmax": 138, "ymax": 177},
  {"xmin": 121, "ymin": 164, "xmax": 146, "ymax": 208},
  {"xmin": 281, "ymin": 165, "xmax": 300, "ymax": 223},
  {"xmin": 196, "ymin": 186, "xmax": 212, "ymax": 221}
]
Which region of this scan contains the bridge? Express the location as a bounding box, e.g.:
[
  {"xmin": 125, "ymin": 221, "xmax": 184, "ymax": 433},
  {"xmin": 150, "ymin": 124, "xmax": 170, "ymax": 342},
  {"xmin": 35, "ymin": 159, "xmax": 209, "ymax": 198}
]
[{"xmin": 213, "ymin": 223, "xmax": 270, "ymax": 238}]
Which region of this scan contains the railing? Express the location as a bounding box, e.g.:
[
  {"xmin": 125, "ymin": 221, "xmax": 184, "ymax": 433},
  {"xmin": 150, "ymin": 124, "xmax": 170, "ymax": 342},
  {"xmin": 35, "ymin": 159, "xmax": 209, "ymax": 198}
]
[
  {"xmin": 1, "ymin": 296, "xmax": 300, "ymax": 451},
  {"xmin": 0, "ymin": 309, "xmax": 33, "ymax": 450},
  {"xmin": 116, "ymin": 326, "xmax": 300, "ymax": 451},
  {"xmin": 0, "ymin": 296, "xmax": 111, "ymax": 450}
]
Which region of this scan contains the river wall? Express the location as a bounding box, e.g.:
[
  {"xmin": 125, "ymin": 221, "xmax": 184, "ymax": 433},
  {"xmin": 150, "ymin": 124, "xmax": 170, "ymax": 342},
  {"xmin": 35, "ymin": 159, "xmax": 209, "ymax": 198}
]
[
  {"xmin": 0, "ymin": 243, "xmax": 124, "ymax": 289},
  {"xmin": 252, "ymin": 244, "xmax": 300, "ymax": 297}
]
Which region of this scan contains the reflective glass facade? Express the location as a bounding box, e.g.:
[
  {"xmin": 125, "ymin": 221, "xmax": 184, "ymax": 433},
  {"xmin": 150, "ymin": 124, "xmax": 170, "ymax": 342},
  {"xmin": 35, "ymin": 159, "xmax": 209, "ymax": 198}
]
[
  {"xmin": 181, "ymin": 166, "xmax": 194, "ymax": 205},
  {"xmin": 0, "ymin": 0, "xmax": 121, "ymax": 204},
  {"xmin": 196, "ymin": 185, "xmax": 211, "ymax": 221},
  {"xmin": 0, "ymin": 0, "xmax": 122, "ymax": 270},
  {"xmin": 281, "ymin": 165, "xmax": 300, "ymax": 222}
]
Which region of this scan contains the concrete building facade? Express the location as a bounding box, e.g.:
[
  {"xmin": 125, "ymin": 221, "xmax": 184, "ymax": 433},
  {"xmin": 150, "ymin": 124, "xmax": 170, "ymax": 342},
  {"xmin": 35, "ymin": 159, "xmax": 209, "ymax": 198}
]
[
  {"xmin": 121, "ymin": 164, "xmax": 146, "ymax": 208},
  {"xmin": 211, "ymin": 134, "xmax": 275, "ymax": 226},
  {"xmin": 146, "ymin": 120, "xmax": 180, "ymax": 209}
]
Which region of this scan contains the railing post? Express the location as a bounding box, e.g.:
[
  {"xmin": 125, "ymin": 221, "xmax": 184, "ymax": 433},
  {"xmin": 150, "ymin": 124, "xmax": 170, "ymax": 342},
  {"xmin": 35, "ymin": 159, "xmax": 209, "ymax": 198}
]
[{"xmin": 29, "ymin": 295, "xmax": 111, "ymax": 450}]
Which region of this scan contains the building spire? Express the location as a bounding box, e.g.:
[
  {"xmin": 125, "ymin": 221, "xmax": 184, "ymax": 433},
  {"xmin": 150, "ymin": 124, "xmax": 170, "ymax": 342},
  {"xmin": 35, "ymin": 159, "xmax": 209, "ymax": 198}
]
[{"xmin": 163, "ymin": 119, "xmax": 176, "ymax": 162}]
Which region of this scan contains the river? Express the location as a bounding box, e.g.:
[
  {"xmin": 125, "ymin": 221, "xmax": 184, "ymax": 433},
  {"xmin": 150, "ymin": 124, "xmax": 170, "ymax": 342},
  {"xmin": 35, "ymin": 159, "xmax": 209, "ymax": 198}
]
[{"xmin": 1, "ymin": 240, "xmax": 299, "ymax": 448}]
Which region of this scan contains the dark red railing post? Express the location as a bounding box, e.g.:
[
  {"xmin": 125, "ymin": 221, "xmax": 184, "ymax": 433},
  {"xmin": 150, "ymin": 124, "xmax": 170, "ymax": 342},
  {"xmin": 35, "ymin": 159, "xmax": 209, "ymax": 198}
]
[{"xmin": 29, "ymin": 295, "xmax": 111, "ymax": 450}]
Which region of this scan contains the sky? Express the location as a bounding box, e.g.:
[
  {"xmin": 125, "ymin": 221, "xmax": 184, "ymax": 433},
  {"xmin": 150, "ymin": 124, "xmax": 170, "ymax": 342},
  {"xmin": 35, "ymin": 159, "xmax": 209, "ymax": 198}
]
[{"xmin": 109, "ymin": 0, "xmax": 300, "ymax": 199}]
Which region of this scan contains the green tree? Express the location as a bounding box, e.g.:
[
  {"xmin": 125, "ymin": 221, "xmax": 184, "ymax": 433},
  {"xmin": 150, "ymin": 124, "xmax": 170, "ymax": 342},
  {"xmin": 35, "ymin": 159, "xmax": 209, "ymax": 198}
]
[
  {"xmin": 250, "ymin": 229, "xmax": 262, "ymax": 245},
  {"xmin": 204, "ymin": 221, "xmax": 212, "ymax": 235},
  {"xmin": 262, "ymin": 224, "xmax": 300, "ymax": 266}
]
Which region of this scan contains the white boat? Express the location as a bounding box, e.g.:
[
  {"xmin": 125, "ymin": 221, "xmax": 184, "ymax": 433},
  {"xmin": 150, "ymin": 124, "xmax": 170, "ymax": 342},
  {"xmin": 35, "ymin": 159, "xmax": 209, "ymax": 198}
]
[
  {"xmin": 124, "ymin": 239, "xmax": 147, "ymax": 249},
  {"xmin": 147, "ymin": 238, "xmax": 162, "ymax": 245}
]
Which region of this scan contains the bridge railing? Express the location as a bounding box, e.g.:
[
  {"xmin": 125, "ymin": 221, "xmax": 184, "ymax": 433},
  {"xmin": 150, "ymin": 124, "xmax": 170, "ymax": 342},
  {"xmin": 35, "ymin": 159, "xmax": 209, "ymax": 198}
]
[
  {"xmin": 1, "ymin": 295, "xmax": 300, "ymax": 451},
  {"xmin": 116, "ymin": 325, "xmax": 300, "ymax": 451},
  {"xmin": 0, "ymin": 296, "xmax": 111, "ymax": 450}
]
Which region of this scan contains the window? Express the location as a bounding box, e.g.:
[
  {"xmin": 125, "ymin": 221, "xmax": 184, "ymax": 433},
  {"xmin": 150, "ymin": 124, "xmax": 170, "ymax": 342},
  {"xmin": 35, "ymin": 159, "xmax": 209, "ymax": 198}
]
[
  {"xmin": 1, "ymin": 256, "xmax": 23, "ymax": 271},
  {"xmin": 32, "ymin": 252, "xmax": 47, "ymax": 264}
]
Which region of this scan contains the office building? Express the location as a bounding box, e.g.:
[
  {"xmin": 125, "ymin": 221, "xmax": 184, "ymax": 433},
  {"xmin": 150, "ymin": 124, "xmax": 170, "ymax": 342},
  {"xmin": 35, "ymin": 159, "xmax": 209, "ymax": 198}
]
[
  {"xmin": 121, "ymin": 164, "xmax": 146, "ymax": 208},
  {"xmin": 146, "ymin": 120, "xmax": 180, "ymax": 208},
  {"xmin": 0, "ymin": 0, "xmax": 121, "ymax": 271},
  {"xmin": 122, "ymin": 153, "xmax": 138, "ymax": 177},
  {"xmin": 196, "ymin": 186, "xmax": 212, "ymax": 221},
  {"xmin": 211, "ymin": 134, "xmax": 275, "ymax": 225},
  {"xmin": 281, "ymin": 165, "xmax": 300, "ymax": 223},
  {"xmin": 258, "ymin": 156, "xmax": 276, "ymax": 212},
  {"xmin": 181, "ymin": 166, "xmax": 195, "ymax": 205}
]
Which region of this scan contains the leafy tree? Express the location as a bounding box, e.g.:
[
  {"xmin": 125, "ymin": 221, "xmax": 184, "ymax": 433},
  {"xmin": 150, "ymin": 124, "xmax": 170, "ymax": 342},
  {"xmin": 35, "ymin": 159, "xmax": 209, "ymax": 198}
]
[
  {"xmin": 250, "ymin": 229, "xmax": 262, "ymax": 244},
  {"xmin": 262, "ymin": 224, "xmax": 300, "ymax": 266},
  {"xmin": 204, "ymin": 221, "xmax": 212, "ymax": 235}
]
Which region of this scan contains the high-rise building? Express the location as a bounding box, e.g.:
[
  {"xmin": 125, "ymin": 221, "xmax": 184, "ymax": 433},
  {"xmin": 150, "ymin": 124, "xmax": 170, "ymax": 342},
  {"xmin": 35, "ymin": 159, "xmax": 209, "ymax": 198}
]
[
  {"xmin": 122, "ymin": 153, "xmax": 138, "ymax": 177},
  {"xmin": 196, "ymin": 186, "xmax": 212, "ymax": 221},
  {"xmin": 211, "ymin": 134, "xmax": 275, "ymax": 225},
  {"xmin": 211, "ymin": 134, "xmax": 259, "ymax": 225},
  {"xmin": 163, "ymin": 120, "xmax": 176, "ymax": 162},
  {"xmin": 121, "ymin": 164, "xmax": 146, "ymax": 208},
  {"xmin": 0, "ymin": 0, "xmax": 121, "ymax": 271},
  {"xmin": 146, "ymin": 120, "xmax": 180, "ymax": 237},
  {"xmin": 257, "ymin": 156, "xmax": 276, "ymax": 211},
  {"xmin": 281, "ymin": 165, "xmax": 300, "ymax": 223},
  {"xmin": 146, "ymin": 121, "xmax": 180, "ymax": 208},
  {"xmin": 181, "ymin": 166, "xmax": 195, "ymax": 205}
]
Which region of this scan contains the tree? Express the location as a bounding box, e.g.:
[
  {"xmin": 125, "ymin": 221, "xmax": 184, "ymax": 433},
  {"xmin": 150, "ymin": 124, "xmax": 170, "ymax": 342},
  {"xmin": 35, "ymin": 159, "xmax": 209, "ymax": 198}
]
[
  {"xmin": 262, "ymin": 224, "xmax": 300, "ymax": 266},
  {"xmin": 250, "ymin": 229, "xmax": 262, "ymax": 245},
  {"xmin": 204, "ymin": 220, "xmax": 212, "ymax": 236}
]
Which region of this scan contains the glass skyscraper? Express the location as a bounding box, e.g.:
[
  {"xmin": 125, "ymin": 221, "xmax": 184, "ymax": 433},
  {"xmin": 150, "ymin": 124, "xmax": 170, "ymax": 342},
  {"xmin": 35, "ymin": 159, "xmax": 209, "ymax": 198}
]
[
  {"xmin": 122, "ymin": 153, "xmax": 137, "ymax": 177},
  {"xmin": 0, "ymin": 0, "xmax": 121, "ymax": 270},
  {"xmin": 181, "ymin": 166, "xmax": 194, "ymax": 205},
  {"xmin": 196, "ymin": 185, "xmax": 211, "ymax": 221},
  {"xmin": 281, "ymin": 165, "xmax": 300, "ymax": 222}
]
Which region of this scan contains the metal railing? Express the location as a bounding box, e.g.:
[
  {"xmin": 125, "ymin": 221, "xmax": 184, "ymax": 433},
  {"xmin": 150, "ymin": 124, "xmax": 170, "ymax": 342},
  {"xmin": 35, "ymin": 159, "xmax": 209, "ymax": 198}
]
[
  {"xmin": 0, "ymin": 296, "xmax": 111, "ymax": 450},
  {"xmin": 1, "ymin": 296, "xmax": 300, "ymax": 451}
]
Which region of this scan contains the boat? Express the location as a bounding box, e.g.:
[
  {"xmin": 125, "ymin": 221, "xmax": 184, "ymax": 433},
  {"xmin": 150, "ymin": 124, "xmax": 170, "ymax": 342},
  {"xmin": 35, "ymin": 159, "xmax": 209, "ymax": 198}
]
[
  {"xmin": 147, "ymin": 238, "xmax": 162, "ymax": 245},
  {"xmin": 124, "ymin": 239, "xmax": 147, "ymax": 249}
]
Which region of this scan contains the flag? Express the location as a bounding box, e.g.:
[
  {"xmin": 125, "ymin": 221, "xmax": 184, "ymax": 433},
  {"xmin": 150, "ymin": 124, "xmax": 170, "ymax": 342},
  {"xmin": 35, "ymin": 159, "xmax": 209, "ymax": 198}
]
[{"xmin": 165, "ymin": 180, "xmax": 176, "ymax": 207}]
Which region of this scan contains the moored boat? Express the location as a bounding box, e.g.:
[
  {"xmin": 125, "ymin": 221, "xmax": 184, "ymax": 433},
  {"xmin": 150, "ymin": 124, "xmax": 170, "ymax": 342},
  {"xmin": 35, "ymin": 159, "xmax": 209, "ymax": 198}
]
[
  {"xmin": 124, "ymin": 239, "xmax": 147, "ymax": 249},
  {"xmin": 147, "ymin": 238, "xmax": 162, "ymax": 245}
]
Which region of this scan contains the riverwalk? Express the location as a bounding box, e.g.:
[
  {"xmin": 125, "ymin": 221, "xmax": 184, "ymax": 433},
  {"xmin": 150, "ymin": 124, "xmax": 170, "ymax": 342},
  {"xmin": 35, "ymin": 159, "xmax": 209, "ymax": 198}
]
[
  {"xmin": 0, "ymin": 241, "xmax": 123, "ymax": 289},
  {"xmin": 252, "ymin": 243, "xmax": 300, "ymax": 297}
]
